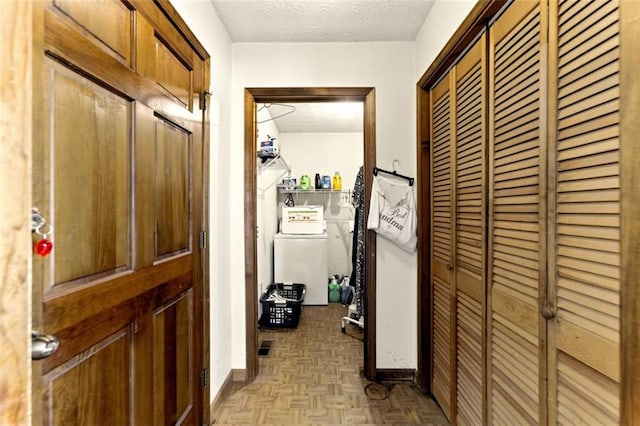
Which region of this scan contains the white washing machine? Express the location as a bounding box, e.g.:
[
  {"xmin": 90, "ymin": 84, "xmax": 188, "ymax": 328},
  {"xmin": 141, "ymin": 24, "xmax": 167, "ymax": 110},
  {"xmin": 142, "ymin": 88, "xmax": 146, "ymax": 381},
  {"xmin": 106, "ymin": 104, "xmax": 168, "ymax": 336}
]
[{"xmin": 274, "ymin": 232, "xmax": 328, "ymax": 305}]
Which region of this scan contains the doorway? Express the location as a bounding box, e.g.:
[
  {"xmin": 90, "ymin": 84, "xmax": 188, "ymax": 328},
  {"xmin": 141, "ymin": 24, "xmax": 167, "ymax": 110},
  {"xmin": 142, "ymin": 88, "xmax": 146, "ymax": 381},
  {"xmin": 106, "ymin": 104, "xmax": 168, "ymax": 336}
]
[{"xmin": 244, "ymin": 87, "xmax": 377, "ymax": 382}]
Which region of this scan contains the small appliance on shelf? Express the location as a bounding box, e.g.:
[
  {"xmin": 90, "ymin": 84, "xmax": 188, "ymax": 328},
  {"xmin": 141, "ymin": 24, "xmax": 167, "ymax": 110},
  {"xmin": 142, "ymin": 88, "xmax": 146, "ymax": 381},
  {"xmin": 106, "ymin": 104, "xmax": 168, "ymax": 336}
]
[{"xmin": 257, "ymin": 134, "xmax": 278, "ymax": 159}]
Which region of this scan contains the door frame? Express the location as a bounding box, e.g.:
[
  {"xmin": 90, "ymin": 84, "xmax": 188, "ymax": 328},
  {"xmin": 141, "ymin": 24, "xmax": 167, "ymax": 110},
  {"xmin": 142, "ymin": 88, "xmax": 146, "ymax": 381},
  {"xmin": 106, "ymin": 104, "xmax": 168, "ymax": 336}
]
[
  {"xmin": 243, "ymin": 87, "xmax": 377, "ymax": 382},
  {"xmin": 0, "ymin": 0, "xmax": 34, "ymax": 423}
]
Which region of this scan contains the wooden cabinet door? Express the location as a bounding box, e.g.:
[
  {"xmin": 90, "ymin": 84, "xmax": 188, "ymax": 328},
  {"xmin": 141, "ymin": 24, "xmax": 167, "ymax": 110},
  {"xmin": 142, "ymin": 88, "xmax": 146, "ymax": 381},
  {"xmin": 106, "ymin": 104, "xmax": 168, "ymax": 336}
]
[
  {"xmin": 488, "ymin": 1, "xmax": 546, "ymax": 424},
  {"xmin": 32, "ymin": 1, "xmax": 208, "ymax": 424},
  {"xmin": 547, "ymin": 0, "xmax": 621, "ymax": 423},
  {"xmin": 453, "ymin": 33, "xmax": 487, "ymax": 426},
  {"xmin": 430, "ymin": 72, "xmax": 454, "ymax": 420}
]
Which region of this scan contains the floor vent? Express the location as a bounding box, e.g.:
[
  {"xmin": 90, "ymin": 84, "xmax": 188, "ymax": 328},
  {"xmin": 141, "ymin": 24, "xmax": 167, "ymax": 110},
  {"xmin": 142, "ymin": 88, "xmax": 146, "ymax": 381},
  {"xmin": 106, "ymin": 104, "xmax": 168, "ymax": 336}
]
[{"xmin": 258, "ymin": 340, "xmax": 272, "ymax": 357}]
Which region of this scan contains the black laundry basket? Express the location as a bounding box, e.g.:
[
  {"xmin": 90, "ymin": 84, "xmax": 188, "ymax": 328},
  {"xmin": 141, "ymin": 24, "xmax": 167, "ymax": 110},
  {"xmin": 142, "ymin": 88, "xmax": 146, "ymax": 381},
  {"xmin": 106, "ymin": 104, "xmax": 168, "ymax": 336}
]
[{"xmin": 260, "ymin": 283, "xmax": 306, "ymax": 328}]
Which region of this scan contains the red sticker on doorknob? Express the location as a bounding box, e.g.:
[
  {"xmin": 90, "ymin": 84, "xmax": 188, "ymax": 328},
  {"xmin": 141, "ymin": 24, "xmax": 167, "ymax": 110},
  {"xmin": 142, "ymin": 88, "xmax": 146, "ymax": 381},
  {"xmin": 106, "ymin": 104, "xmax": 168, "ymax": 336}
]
[{"xmin": 34, "ymin": 238, "xmax": 53, "ymax": 256}]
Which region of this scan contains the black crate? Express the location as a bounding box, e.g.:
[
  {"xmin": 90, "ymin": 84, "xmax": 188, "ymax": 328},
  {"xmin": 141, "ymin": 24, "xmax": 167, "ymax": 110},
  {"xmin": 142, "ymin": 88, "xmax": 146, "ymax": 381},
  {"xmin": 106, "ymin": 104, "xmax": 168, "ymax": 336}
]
[{"xmin": 259, "ymin": 283, "xmax": 306, "ymax": 328}]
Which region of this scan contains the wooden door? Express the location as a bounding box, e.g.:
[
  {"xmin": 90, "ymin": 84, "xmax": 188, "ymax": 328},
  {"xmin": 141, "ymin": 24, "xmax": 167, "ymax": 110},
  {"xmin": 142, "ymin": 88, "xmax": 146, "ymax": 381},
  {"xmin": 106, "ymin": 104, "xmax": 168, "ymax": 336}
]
[
  {"xmin": 430, "ymin": 72, "xmax": 454, "ymax": 421},
  {"xmin": 453, "ymin": 33, "xmax": 487, "ymax": 426},
  {"xmin": 547, "ymin": 0, "xmax": 621, "ymax": 423},
  {"xmin": 487, "ymin": 1, "xmax": 547, "ymax": 423},
  {"xmin": 31, "ymin": 1, "xmax": 209, "ymax": 424}
]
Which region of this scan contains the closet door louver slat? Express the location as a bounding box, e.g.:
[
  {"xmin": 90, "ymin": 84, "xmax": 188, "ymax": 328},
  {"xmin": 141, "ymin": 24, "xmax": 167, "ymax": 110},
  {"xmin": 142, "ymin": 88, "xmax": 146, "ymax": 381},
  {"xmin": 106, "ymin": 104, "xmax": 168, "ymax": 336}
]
[
  {"xmin": 549, "ymin": 0, "xmax": 620, "ymax": 423},
  {"xmin": 489, "ymin": 1, "xmax": 543, "ymax": 424},
  {"xmin": 454, "ymin": 35, "xmax": 486, "ymax": 426},
  {"xmin": 430, "ymin": 74, "xmax": 453, "ymax": 420}
]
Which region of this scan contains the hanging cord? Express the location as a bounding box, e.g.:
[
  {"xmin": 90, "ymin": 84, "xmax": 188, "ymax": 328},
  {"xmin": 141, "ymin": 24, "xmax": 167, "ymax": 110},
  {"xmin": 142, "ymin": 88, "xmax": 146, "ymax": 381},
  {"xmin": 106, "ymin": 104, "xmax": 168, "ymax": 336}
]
[{"xmin": 364, "ymin": 381, "xmax": 394, "ymax": 400}]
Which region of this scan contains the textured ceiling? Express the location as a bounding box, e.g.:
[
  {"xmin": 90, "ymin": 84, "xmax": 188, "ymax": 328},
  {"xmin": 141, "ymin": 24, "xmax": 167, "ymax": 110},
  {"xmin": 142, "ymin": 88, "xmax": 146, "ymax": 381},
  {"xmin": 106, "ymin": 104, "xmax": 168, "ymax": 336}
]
[
  {"xmin": 219, "ymin": 1, "xmax": 435, "ymax": 132},
  {"xmin": 261, "ymin": 102, "xmax": 363, "ymax": 133},
  {"xmin": 210, "ymin": 0, "xmax": 435, "ymax": 42}
]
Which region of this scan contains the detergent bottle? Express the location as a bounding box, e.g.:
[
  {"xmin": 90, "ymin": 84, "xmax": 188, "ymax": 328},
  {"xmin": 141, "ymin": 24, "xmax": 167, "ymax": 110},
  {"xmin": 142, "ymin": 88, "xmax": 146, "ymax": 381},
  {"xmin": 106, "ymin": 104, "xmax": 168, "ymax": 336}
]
[
  {"xmin": 332, "ymin": 171, "xmax": 342, "ymax": 191},
  {"xmin": 328, "ymin": 276, "xmax": 341, "ymax": 303}
]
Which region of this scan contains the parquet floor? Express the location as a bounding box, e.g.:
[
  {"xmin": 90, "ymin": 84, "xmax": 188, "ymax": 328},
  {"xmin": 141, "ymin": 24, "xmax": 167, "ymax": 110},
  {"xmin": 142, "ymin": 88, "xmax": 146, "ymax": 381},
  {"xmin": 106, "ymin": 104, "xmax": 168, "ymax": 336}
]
[{"xmin": 212, "ymin": 304, "xmax": 449, "ymax": 425}]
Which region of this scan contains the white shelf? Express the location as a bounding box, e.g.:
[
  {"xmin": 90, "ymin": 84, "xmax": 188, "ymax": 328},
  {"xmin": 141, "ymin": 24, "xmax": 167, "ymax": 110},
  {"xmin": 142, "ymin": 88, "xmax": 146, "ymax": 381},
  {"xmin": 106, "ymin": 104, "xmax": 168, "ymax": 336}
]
[
  {"xmin": 258, "ymin": 154, "xmax": 290, "ymax": 193},
  {"xmin": 258, "ymin": 154, "xmax": 289, "ymax": 175},
  {"xmin": 277, "ymin": 187, "xmax": 347, "ymax": 194}
]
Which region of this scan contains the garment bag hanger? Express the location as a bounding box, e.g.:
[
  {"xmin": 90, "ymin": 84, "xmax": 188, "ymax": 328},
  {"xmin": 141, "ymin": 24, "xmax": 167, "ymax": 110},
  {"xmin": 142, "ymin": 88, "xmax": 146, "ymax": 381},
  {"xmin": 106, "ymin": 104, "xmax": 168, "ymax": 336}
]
[
  {"xmin": 373, "ymin": 160, "xmax": 414, "ymax": 186},
  {"xmin": 257, "ymin": 103, "xmax": 296, "ymax": 123}
]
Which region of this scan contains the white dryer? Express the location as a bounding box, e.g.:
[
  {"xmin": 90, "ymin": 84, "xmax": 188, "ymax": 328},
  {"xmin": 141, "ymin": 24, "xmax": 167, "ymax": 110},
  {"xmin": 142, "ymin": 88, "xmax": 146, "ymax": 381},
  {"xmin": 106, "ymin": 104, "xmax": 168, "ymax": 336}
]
[{"xmin": 274, "ymin": 232, "xmax": 328, "ymax": 305}]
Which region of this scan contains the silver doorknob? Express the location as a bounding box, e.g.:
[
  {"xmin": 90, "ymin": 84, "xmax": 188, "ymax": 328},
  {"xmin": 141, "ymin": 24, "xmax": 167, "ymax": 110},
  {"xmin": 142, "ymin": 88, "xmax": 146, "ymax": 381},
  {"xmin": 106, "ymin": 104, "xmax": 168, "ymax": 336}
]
[{"xmin": 32, "ymin": 330, "xmax": 59, "ymax": 360}]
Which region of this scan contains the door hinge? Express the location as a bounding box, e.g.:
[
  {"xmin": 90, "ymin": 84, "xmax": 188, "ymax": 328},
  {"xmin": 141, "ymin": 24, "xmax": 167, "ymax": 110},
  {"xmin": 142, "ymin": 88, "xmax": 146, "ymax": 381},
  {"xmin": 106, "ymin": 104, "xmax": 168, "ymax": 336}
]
[
  {"xmin": 200, "ymin": 91, "xmax": 211, "ymax": 111},
  {"xmin": 201, "ymin": 368, "xmax": 208, "ymax": 388},
  {"xmin": 199, "ymin": 231, "xmax": 207, "ymax": 250}
]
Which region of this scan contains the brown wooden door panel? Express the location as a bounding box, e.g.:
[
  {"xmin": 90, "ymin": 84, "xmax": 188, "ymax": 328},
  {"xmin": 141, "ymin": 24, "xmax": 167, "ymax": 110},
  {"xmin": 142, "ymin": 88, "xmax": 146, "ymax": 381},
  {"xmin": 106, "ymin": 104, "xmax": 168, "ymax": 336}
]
[
  {"xmin": 488, "ymin": 1, "xmax": 544, "ymax": 424},
  {"xmin": 153, "ymin": 290, "xmax": 194, "ymax": 424},
  {"xmin": 42, "ymin": 58, "xmax": 132, "ymax": 288},
  {"xmin": 43, "ymin": 326, "xmax": 133, "ymax": 425},
  {"xmin": 34, "ymin": 1, "xmax": 209, "ymax": 424},
  {"xmin": 155, "ymin": 38, "xmax": 193, "ymax": 109},
  {"xmin": 548, "ymin": 0, "xmax": 621, "ymax": 423},
  {"xmin": 430, "ymin": 72, "xmax": 453, "ymax": 421},
  {"xmin": 51, "ymin": 0, "xmax": 133, "ymax": 66},
  {"xmin": 453, "ymin": 33, "xmax": 486, "ymax": 426},
  {"xmin": 155, "ymin": 117, "xmax": 192, "ymax": 259}
]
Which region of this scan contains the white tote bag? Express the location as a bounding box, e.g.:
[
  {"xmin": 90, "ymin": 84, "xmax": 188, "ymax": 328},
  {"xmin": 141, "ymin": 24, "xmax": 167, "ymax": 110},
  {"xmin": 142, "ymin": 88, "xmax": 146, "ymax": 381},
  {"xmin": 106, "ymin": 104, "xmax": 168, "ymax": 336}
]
[{"xmin": 367, "ymin": 174, "xmax": 417, "ymax": 252}]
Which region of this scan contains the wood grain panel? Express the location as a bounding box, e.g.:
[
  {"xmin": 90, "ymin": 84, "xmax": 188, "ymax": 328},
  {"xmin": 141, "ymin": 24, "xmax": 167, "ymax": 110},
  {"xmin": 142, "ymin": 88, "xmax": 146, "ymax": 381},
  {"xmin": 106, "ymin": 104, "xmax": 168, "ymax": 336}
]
[
  {"xmin": 457, "ymin": 271, "xmax": 482, "ymax": 304},
  {"xmin": 454, "ymin": 34, "xmax": 486, "ymax": 426},
  {"xmin": 432, "ymin": 277, "xmax": 451, "ymax": 419},
  {"xmin": 456, "ymin": 292, "xmax": 482, "ymax": 425},
  {"xmin": 155, "ymin": 117, "xmax": 191, "ymax": 259},
  {"xmin": 135, "ymin": 102, "xmax": 156, "ymax": 268},
  {"xmin": 619, "ymin": 1, "xmax": 640, "ymax": 423},
  {"xmin": 47, "ymin": 58, "xmax": 131, "ymax": 287},
  {"xmin": 556, "ymin": 321, "xmax": 619, "ymax": 382},
  {"xmin": 491, "ymin": 317, "xmax": 539, "ymax": 425},
  {"xmin": 489, "ymin": 2, "xmax": 543, "ymax": 424},
  {"xmin": 52, "ymin": 0, "xmax": 132, "ymax": 66},
  {"xmin": 1, "ymin": 1, "xmax": 33, "ymax": 423},
  {"xmin": 550, "ymin": 0, "xmax": 621, "ymax": 422},
  {"xmin": 431, "ymin": 80, "xmax": 452, "ymax": 267},
  {"xmin": 455, "ymin": 59, "xmax": 484, "ymax": 278},
  {"xmin": 430, "ymin": 72, "xmax": 454, "ymax": 421},
  {"xmin": 156, "ymin": 35, "xmax": 192, "ymax": 109},
  {"xmin": 154, "ymin": 290, "xmax": 194, "ymax": 425},
  {"xmin": 43, "ymin": 327, "xmax": 132, "ymax": 425},
  {"xmin": 556, "ymin": 352, "xmax": 619, "ymax": 425}
]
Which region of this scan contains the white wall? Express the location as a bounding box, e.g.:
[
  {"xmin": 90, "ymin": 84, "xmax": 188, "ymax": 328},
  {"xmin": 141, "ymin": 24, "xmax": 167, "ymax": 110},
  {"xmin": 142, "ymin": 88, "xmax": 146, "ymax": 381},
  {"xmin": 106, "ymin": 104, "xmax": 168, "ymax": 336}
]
[
  {"xmin": 170, "ymin": 0, "xmax": 233, "ymax": 403},
  {"xmin": 278, "ymin": 132, "xmax": 363, "ymax": 277},
  {"xmin": 414, "ymin": 0, "xmax": 477, "ymax": 82},
  {"xmin": 230, "ymin": 42, "xmax": 418, "ymax": 368},
  {"xmin": 279, "ymin": 132, "xmax": 362, "ymax": 191},
  {"xmin": 173, "ymin": 0, "xmax": 476, "ymax": 403}
]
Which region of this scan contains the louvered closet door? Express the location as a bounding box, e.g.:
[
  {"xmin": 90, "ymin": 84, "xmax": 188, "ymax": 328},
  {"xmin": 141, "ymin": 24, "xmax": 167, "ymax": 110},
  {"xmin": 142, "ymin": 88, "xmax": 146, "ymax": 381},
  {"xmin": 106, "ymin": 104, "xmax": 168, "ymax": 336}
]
[
  {"xmin": 488, "ymin": 1, "xmax": 545, "ymax": 424},
  {"xmin": 430, "ymin": 73, "xmax": 454, "ymax": 421},
  {"xmin": 454, "ymin": 34, "xmax": 486, "ymax": 426},
  {"xmin": 548, "ymin": 0, "xmax": 621, "ymax": 423}
]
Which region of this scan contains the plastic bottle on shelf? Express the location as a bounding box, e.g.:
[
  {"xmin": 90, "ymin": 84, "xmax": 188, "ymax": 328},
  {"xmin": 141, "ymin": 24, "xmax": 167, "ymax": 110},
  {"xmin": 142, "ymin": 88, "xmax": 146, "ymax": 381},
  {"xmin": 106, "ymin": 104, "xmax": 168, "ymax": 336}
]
[
  {"xmin": 315, "ymin": 173, "xmax": 322, "ymax": 190},
  {"xmin": 332, "ymin": 171, "xmax": 342, "ymax": 191},
  {"xmin": 328, "ymin": 276, "xmax": 341, "ymax": 303},
  {"xmin": 322, "ymin": 175, "xmax": 331, "ymax": 189}
]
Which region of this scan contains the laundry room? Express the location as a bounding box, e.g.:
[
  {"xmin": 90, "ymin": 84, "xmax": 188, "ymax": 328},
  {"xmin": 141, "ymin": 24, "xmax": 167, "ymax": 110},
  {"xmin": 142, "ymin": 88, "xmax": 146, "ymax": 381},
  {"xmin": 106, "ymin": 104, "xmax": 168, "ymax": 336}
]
[{"xmin": 256, "ymin": 101, "xmax": 364, "ymax": 323}]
